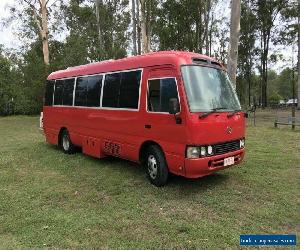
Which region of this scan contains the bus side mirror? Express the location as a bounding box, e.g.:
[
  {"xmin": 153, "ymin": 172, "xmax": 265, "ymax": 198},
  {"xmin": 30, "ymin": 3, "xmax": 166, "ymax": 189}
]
[{"xmin": 169, "ymin": 98, "xmax": 180, "ymax": 115}]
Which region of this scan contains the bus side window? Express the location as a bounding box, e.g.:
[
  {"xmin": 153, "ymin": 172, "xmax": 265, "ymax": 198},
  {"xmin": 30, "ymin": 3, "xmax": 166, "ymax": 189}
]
[
  {"xmin": 54, "ymin": 80, "xmax": 64, "ymax": 105},
  {"xmin": 75, "ymin": 77, "xmax": 88, "ymax": 106},
  {"xmin": 87, "ymin": 75, "xmax": 102, "ymax": 107},
  {"xmin": 62, "ymin": 78, "xmax": 75, "ymax": 106},
  {"xmin": 148, "ymin": 78, "xmax": 179, "ymax": 112},
  {"xmin": 75, "ymin": 75, "xmax": 103, "ymax": 107},
  {"xmin": 102, "ymin": 70, "xmax": 141, "ymax": 109},
  {"xmin": 44, "ymin": 80, "xmax": 55, "ymax": 106},
  {"xmin": 102, "ymin": 72, "xmax": 121, "ymax": 108},
  {"xmin": 119, "ymin": 70, "xmax": 141, "ymax": 109}
]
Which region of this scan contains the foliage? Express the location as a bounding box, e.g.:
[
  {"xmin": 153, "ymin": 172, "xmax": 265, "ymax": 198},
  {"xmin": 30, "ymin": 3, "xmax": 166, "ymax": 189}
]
[
  {"xmin": 0, "ymin": 0, "xmax": 298, "ymax": 114},
  {"xmin": 0, "ymin": 47, "xmax": 21, "ymax": 115}
]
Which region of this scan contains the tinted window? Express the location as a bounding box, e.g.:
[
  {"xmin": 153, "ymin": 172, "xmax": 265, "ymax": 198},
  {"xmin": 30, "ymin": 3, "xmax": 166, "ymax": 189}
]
[
  {"xmin": 119, "ymin": 70, "xmax": 141, "ymax": 109},
  {"xmin": 102, "ymin": 73, "xmax": 121, "ymax": 108},
  {"xmin": 102, "ymin": 70, "xmax": 141, "ymax": 109},
  {"xmin": 75, "ymin": 75, "xmax": 102, "ymax": 107},
  {"xmin": 87, "ymin": 75, "xmax": 102, "ymax": 107},
  {"xmin": 44, "ymin": 80, "xmax": 55, "ymax": 106},
  {"xmin": 148, "ymin": 78, "xmax": 179, "ymax": 112},
  {"xmin": 75, "ymin": 77, "xmax": 88, "ymax": 106},
  {"xmin": 54, "ymin": 80, "xmax": 64, "ymax": 105},
  {"xmin": 62, "ymin": 78, "xmax": 75, "ymax": 106}
]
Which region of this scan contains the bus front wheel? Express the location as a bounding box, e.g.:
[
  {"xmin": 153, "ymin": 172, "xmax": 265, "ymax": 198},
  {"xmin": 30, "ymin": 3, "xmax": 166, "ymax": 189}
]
[{"xmin": 145, "ymin": 145, "xmax": 169, "ymax": 187}]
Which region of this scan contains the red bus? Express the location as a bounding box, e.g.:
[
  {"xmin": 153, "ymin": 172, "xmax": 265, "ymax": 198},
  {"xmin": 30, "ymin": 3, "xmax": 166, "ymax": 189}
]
[{"xmin": 41, "ymin": 51, "xmax": 245, "ymax": 186}]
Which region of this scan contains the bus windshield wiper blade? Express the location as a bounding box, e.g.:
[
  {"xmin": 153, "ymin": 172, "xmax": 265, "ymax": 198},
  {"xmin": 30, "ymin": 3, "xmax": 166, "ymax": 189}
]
[
  {"xmin": 227, "ymin": 109, "xmax": 242, "ymax": 118},
  {"xmin": 199, "ymin": 107, "xmax": 227, "ymax": 119}
]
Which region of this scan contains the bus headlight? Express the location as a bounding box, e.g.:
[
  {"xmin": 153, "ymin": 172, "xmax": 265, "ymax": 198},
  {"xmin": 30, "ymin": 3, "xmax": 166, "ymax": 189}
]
[
  {"xmin": 207, "ymin": 145, "xmax": 213, "ymax": 155},
  {"xmin": 200, "ymin": 146, "xmax": 206, "ymax": 157},
  {"xmin": 186, "ymin": 146, "xmax": 200, "ymax": 158},
  {"xmin": 186, "ymin": 145, "xmax": 214, "ymax": 158},
  {"xmin": 240, "ymin": 139, "xmax": 245, "ymax": 148}
]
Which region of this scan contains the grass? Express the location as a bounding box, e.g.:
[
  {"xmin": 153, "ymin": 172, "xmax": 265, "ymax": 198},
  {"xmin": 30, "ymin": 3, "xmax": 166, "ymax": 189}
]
[{"xmin": 0, "ymin": 112, "xmax": 299, "ymax": 249}]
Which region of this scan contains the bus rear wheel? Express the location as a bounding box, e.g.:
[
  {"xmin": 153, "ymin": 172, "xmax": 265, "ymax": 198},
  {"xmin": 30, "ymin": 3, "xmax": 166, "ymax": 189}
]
[
  {"xmin": 145, "ymin": 145, "xmax": 169, "ymax": 187},
  {"xmin": 60, "ymin": 130, "xmax": 76, "ymax": 154}
]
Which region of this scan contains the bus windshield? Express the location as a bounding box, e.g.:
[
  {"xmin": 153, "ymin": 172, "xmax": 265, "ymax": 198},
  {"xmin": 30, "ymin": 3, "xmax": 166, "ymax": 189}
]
[{"xmin": 181, "ymin": 65, "xmax": 241, "ymax": 112}]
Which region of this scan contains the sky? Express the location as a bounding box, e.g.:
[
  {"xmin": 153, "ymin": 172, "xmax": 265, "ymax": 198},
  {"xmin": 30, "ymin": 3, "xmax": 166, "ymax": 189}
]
[
  {"xmin": 0, "ymin": 0, "xmax": 296, "ymax": 72},
  {"xmin": 0, "ymin": 0, "xmax": 20, "ymax": 48}
]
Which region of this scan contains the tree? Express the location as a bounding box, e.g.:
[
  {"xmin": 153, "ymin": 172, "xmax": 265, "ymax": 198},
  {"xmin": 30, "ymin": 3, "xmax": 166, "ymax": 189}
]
[
  {"xmin": 238, "ymin": 0, "xmax": 258, "ymax": 106},
  {"xmin": 154, "ymin": 0, "xmax": 218, "ymax": 53},
  {"xmin": 23, "ymin": 0, "xmax": 50, "ymax": 67},
  {"xmin": 0, "ymin": 46, "xmax": 18, "ymax": 115},
  {"xmin": 136, "ymin": 0, "xmax": 141, "ymax": 54},
  {"xmin": 132, "ymin": 0, "xmax": 137, "ymax": 55},
  {"xmin": 5, "ymin": 0, "xmax": 63, "ymax": 70},
  {"xmin": 140, "ymin": 0, "xmax": 149, "ymax": 53},
  {"xmin": 205, "ymin": 0, "xmax": 211, "ymax": 55},
  {"xmin": 275, "ymin": 0, "xmax": 299, "ymax": 106},
  {"xmin": 227, "ymin": 0, "xmax": 241, "ymax": 88},
  {"xmin": 254, "ymin": 0, "xmax": 286, "ymax": 107},
  {"xmin": 298, "ymin": 0, "xmax": 300, "ymax": 109},
  {"xmin": 95, "ymin": 0, "xmax": 103, "ymax": 54},
  {"xmin": 62, "ymin": 0, "xmax": 130, "ymax": 62}
]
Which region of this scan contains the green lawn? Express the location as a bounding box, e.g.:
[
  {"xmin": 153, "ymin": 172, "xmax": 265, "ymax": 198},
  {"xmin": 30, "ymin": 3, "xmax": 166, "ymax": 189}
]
[{"xmin": 0, "ymin": 115, "xmax": 299, "ymax": 249}]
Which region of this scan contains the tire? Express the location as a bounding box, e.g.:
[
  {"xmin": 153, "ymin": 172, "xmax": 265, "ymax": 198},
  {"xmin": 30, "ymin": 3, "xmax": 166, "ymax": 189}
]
[
  {"xmin": 60, "ymin": 129, "xmax": 76, "ymax": 154},
  {"xmin": 145, "ymin": 145, "xmax": 169, "ymax": 187}
]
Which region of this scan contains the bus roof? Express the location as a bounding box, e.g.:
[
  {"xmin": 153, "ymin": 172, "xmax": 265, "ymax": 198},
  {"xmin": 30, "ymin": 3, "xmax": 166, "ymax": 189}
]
[{"xmin": 48, "ymin": 51, "xmax": 222, "ymax": 80}]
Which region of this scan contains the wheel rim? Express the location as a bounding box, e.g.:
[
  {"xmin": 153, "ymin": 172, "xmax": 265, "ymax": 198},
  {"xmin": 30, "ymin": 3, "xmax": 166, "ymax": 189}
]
[
  {"xmin": 147, "ymin": 155, "xmax": 158, "ymax": 179},
  {"xmin": 62, "ymin": 135, "xmax": 69, "ymax": 151}
]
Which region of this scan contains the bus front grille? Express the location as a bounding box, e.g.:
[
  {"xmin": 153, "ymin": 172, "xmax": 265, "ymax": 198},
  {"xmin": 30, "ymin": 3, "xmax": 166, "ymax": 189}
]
[{"xmin": 214, "ymin": 140, "xmax": 240, "ymax": 155}]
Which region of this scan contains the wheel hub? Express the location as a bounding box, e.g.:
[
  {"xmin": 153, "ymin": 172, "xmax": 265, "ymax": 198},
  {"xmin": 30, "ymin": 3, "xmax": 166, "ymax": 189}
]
[
  {"xmin": 62, "ymin": 135, "xmax": 69, "ymax": 151},
  {"xmin": 147, "ymin": 155, "xmax": 158, "ymax": 179}
]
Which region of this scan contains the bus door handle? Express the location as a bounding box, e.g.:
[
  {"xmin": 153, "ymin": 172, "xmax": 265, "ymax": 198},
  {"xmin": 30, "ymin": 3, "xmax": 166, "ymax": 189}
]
[{"xmin": 144, "ymin": 124, "xmax": 151, "ymax": 129}]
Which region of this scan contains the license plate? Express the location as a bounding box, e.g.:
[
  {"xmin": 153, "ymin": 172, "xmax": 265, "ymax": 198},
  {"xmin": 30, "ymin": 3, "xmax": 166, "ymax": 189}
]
[{"xmin": 224, "ymin": 157, "xmax": 234, "ymax": 166}]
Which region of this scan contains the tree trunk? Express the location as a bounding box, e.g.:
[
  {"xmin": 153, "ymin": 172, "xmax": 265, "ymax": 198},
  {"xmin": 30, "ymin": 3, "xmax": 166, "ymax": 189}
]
[
  {"xmin": 205, "ymin": 0, "xmax": 211, "ymax": 56},
  {"xmin": 227, "ymin": 0, "xmax": 241, "ymax": 88},
  {"xmin": 132, "ymin": 0, "xmax": 137, "ymax": 55},
  {"xmin": 248, "ymin": 49, "xmax": 252, "ymax": 106},
  {"xmin": 95, "ymin": 0, "xmax": 103, "ymax": 57},
  {"xmin": 209, "ymin": 13, "xmax": 214, "ymax": 57},
  {"xmin": 140, "ymin": 0, "xmax": 149, "ymax": 53},
  {"xmin": 136, "ymin": 0, "xmax": 141, "ymax": 54},
  {"xmin": 146, "ymin": 0, "xmax": 151, "ymax": 52},
  {"xmin": 41, "ymin": 0, "xmax": 49, "ymax": 66},
  {"xmin": 297, "ymin": 0, "xmax": 300, "ymax": 109}
]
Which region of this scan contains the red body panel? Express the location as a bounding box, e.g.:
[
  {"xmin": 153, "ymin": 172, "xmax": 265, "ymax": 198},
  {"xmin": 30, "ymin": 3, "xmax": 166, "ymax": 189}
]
[{"xmin": 43, "ymin": 51, "xmax": 245, "ymax": 178}]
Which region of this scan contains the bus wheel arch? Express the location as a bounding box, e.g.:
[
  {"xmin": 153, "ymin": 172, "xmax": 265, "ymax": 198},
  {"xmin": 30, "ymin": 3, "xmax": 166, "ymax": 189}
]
[
  {"xmin": 58, "ymin": 127, "xmax": 76, "ymax": 154},
  {"xmin": 139, "ymin": 141, "xmax": 169, "ymax": 186},
  {"xmin": 139, "ymin": 141, "xmax": 162, "ymax": 164}
]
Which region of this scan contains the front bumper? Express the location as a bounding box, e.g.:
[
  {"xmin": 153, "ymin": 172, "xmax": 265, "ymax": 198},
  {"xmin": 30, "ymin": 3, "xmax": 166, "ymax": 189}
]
[{"xmin": 184, "ymin": 148, "xmax": 245, "ymax": 178}]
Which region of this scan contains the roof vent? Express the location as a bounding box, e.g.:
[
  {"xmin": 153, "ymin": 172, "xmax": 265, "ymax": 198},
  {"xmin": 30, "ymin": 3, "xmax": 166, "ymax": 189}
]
[
  {"xmin": 192, "ymin": 58, "xmax": 222, "ymax": 68},
  {"xmin": 192, "ymin": 58, "xmax": 208, "ymax": 64}
]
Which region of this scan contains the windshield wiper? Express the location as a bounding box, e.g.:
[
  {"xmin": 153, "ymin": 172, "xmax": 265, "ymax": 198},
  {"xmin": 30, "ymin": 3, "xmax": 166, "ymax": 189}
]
[
  {"xmin": 199, "ymin": 107, "xmax": 228, "ymax": 119},
  {"xmin": 227, "ymin": 109, "xmax": 242, "ymax": 118}
]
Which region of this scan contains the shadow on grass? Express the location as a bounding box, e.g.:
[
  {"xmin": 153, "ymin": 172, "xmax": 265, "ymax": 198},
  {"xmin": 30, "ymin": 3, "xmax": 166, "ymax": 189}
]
[{"xmin": 42, "ymin": 143, "xmax": 230, "ymax": 195}]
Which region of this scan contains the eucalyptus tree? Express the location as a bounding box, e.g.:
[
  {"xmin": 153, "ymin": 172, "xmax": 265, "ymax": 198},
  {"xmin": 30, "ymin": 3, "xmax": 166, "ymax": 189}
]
[
  {"xmin": 227, "ymin": 0, "xmax": 241, "ymax": 88},
  {"xmin": 6, "ymin": 0, "xmax": 63, "ymax": 68},
  {"xmin": 132, "ymin": 0, "xmax": 137, "ymax": 55},
  {"xmin": 253, "ymin": 0, "xmax": 287, "ymax": 107},
  {"xmin": 154, "ymin": 0, "xmax": 218, "ymax": 53},
  {"xmin": 298, "ymin": 0, "xmax": 300, "ymax": 107},
  {"xmin": 275, "ymin": 0, "xmax": 299, "ymax": 105},
  {"xmin": 62, "ymin": 0, "xmax": 130, "ymax": 62},
  {"xmin": 238, "ymin": 0, "xmax": 258, "ymax": 106},
  {"xmin": 140, "ymin": 0, "xmax": 157, "ymax": 53}
]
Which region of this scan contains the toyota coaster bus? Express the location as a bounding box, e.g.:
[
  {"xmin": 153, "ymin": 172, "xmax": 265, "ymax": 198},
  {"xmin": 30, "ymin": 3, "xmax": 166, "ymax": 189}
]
[{"xmin": 41, "ymin": 51, "xmax": 245, "ymax": 186}]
